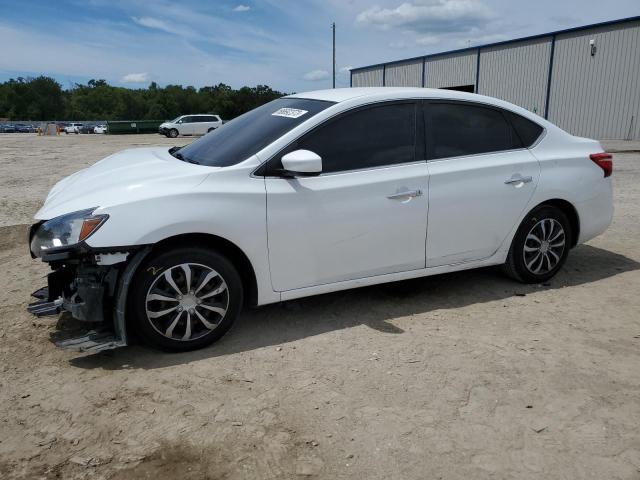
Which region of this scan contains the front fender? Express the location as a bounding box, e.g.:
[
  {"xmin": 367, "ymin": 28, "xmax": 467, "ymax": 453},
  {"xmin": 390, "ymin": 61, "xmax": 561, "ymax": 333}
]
[{"xmin": 85, "ymin": 168, "xmax": 277, "ymax": 305}]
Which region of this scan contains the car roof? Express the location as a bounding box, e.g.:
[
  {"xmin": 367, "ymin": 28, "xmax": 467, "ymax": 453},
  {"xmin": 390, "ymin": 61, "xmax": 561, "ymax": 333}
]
[
  {"xmin": 287, "ymin": 87, "xmax": 556, "ymax": 130},
  {"xmin": 287, "ymin": 87, "xmax": 492, "ymax": 103}
]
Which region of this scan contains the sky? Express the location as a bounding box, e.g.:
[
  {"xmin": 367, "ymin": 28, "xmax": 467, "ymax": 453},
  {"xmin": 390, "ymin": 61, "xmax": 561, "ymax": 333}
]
[{"xmin": 0, "ymin": 0, "xmax": 637, "ymax": 92}]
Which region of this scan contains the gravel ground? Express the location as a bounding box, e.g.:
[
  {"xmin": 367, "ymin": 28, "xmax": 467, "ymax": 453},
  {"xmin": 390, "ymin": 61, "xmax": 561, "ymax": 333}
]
[{"xmin": 0, "ymin": 133, "xmax": 639, "ymax": 479}]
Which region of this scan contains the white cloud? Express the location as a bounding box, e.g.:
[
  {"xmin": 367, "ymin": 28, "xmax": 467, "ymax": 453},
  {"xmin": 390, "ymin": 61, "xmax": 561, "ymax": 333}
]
[
  {"xmin": 339, "ymin": 66, "xmax": 353, "ymax": 74},
  {"xmin": 416, "ymin": 35, "xmax": 440, "ymax": 46},
  {"xmin": 233, "ymin": 5, "xmax": 251, "ymax": 12},
  {"xmin": 303, "ymin": 69, "xmax": 330, "ymax": 81},
  {"xmin": 356, "ymin": 0, "xmax": 493, "ymax": 34},
  {"xmin": 121, "ymin": 72, "xmax": 150, "ymax": 83},
  {"xmin": 131, "ymin": 16, "xmax": 181, "ymax": 35},
  {"xmin": 389, "ymin": 40, "xmax": 409, "ymax": 49}
]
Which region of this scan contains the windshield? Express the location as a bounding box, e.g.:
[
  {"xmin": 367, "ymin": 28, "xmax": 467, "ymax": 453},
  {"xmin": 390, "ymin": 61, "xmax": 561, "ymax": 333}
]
[
  {"xmin": 176, "ymin": 97, "xmax": 334, "ymax": 167},
  {"xmin": 169, "ymin": 116, "xmax": 182, "ymax": 123}
]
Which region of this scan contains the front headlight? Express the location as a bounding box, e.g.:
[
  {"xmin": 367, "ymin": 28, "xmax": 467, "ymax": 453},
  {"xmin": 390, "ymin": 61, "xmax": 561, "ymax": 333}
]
[{"xmin": 30, "ymin": 208, "xmax": 108, "ymax": 257}]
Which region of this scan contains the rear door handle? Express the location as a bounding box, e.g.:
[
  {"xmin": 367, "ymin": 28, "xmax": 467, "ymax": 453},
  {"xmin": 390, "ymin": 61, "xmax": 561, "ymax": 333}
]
[
  {"xmin": 387, "ymin": 189, "xmax": 423, "ymax": 200},
  {"xmin": 504, "ymin": 175, "xmax": 533, "ymax": 185}
]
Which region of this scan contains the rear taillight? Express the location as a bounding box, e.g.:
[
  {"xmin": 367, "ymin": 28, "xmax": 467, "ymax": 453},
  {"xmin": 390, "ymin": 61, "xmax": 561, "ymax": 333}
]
[{"xmin": 590, "ymin": 152, "xmax": 613, "ymax": 178}]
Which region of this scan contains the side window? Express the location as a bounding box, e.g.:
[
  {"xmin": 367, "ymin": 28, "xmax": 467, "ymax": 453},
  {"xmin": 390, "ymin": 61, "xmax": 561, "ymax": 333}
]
[
  {"xmin": 180, "ymin": 116, "xmax": 192, "ymax": 123},
  {"xmin": 293, "ymin": 102, "xmax": 416, "ymax": 174},
  {"xmin": 426, "ymin": 102, "xmax": 522, "ymax": 160},
  {"xmin": 504, "ymin": 111, "xmax": 544, "ymax": 147}
]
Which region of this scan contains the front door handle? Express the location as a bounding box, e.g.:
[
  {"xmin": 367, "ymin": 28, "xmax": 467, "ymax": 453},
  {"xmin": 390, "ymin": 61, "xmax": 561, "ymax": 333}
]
[
  {"xmin": 387, "ymin": 189, "xmax": 423, "ymax": 200},
  {"xmin": 504, "ymin": 175, "xmax": 533, "ymax": 185}
]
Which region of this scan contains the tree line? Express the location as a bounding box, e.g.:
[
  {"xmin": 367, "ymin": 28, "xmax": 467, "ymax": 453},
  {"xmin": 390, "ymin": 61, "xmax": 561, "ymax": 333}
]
[{"xmin": 0, "ymin": 76, "xmax": 286, "ymax": 121}]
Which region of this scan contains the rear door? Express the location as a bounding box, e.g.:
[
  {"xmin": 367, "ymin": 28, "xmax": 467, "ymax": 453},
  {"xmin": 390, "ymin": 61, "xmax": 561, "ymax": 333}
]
[
  {"xmin": 264, "ymin": 101, "xmax": 429, "ymax": 291},
  {"xmin": 424, "ymin": 101, "xmax": 541, "ymax": 267},
  {"xmin": 192, "ymin": 116, "xmax": 209, "ymax": 135}
]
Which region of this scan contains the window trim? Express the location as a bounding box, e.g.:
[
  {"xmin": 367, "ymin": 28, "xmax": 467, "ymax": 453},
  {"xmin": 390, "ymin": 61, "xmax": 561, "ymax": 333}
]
[
  {"xmin": 258, "ymin": 100, "xmax": 422, "ymax": 178},
  {"xmin": 424, "ymin": 99, "xmax": 546, "ymax": 162}
]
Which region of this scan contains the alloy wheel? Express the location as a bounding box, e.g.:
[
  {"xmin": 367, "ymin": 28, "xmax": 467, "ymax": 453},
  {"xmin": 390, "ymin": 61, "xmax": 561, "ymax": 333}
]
[
  {"xmin": 145, "ymin": 263, "xmax": 229, "ymax": 341},
  {"xmin": 523, "ymin": 218, "xmax": 566, "ymax": 275}
]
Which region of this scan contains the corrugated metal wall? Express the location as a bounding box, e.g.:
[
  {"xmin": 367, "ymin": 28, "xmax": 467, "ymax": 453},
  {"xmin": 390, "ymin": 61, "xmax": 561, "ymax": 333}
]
[
  {"xmin": 351, "ymin": 66, "xmax": 384, "ymax": 87},
  {"xmin": 548, "ymin": 21, "xmax": 640, "ymax": 139},
  {"xmin": 349, "ymin": 18, "xmax": 640, "ymax": 139},
  {"xmin": 384, "ymin": 59, "xmax": 423, "ymax": 87},
  {"xmin": 478, "ymin": 37, "xmax": 552, "ymax": 116},
  {"xmin": 425, "ymin": 51, "xmax": 476, "ymax": 89}
]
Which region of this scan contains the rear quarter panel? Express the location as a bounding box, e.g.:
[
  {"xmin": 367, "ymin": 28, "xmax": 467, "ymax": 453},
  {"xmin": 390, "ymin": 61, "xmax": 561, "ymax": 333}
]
[{"xmin": 527, "ymin": 130, "xmax": 613, "ymax": 244}]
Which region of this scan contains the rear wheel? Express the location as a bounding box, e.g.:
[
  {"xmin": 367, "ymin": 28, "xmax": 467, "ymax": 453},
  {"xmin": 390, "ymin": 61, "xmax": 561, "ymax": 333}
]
[
  {"xmin": 129, "ymin": 247, "xmax": 243, "ymax": 351},
  {"xmin": 503, "ymin": 205, "xmax": 572, "ymax": 283},
  {"xmin": 168, "ymin": 128, "xmax": 179, "ymax": 138}
]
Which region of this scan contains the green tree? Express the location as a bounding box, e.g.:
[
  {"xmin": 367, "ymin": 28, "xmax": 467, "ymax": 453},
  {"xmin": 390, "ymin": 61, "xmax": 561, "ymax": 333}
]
[{"xmin": 0, "ymin": 76, "xmax": 287, "ymax": 121}]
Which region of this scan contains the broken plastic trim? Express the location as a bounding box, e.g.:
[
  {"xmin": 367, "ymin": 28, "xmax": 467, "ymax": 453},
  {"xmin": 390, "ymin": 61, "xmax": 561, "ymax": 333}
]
[{"xmin": 27, "ymin": 246, "xmax": 152, "ymax": 353}]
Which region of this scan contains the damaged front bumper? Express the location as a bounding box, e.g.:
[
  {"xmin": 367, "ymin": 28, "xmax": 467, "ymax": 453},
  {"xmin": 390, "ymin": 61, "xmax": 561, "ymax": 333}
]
[{"xmin": 27, "ymin": 238, "xmax": 150, "ymax": 352}]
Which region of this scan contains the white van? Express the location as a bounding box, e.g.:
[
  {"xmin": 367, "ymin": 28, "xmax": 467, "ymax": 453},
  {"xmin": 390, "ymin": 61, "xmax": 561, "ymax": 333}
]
[{"xmin": 159, "ymin": 114, "xmax": 222, "ymax": 138}]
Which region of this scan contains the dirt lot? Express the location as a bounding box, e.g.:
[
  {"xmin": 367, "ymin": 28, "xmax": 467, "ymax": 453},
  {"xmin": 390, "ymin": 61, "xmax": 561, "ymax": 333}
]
[{"xmin": 0, "ymin": 133, "xmax": 639, "ymax": 479}]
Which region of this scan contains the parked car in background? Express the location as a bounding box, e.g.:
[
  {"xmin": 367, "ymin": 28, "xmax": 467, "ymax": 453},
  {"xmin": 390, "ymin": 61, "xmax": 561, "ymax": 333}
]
[
  {"xmin": 159, "ymin": 114, "xmax": 222, "ymax": 138},
  {"xmin": 80, "ymin": 124, "xmax": 96, "ymax": 134},
  {"xmin": 64, "ymin": 123, "xmax": 83, "ymax": 134},
  {"xmin": 94, "ymin": 125, "xmax": 107, "ymax": 134},
  {"xmin": 0, "ymin": 124, "xmax": 16, "ymax": 133},
  {"xmin": 15, "ymin": 124, "xmax": 37, "ymax": 133},
  {"xmin": 28, "ymin": 88, "xmax": 614, "ymax": 353}
]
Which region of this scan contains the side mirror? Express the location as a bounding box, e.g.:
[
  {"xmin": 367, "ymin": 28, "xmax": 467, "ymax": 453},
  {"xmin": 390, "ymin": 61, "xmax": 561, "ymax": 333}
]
[{"xmin": 280, "ymin": 149, "xmax": 322, "ymax": 177}]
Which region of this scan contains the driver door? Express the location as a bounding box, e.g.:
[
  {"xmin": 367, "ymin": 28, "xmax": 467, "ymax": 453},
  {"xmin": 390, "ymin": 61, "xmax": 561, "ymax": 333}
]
[{"xmin": 264, "ymin": 101, "xmax": 429, "ymax": 292}]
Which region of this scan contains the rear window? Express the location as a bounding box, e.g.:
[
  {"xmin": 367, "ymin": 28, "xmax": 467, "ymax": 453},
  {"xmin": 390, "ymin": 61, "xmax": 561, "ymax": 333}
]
[
  {"xmin": 426, "ymin": 102, "xmax": 522, "ymax": 160},
  {"xmin": 192, "ymin": 116, "xmax": 215, "ymax": 123},
  {"xmin": 505, "ymin": 111, "xmax": 544, "ymax": 147},
  {"xmin": 178, "ymin": 98, "xmax": 334, "ymax": 167}
]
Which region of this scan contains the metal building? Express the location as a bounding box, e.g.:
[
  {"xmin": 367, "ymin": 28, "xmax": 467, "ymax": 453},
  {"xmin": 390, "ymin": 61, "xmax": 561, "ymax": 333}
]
[{"xmin": 350, "ymin": 16, "xmax": 640, "ymax": 140}]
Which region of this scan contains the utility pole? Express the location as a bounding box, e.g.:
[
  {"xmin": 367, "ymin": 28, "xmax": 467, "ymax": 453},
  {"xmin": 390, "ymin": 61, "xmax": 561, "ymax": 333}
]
[{"xmin": 332, "ymin": 22, "xmax": 336, "ymax": 88}]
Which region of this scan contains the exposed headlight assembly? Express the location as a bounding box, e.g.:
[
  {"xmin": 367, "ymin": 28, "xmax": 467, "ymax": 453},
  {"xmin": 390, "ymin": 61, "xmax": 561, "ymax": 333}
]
[{"xmin": 30, "ymin": 208, "xmax": 108, "ymax": 257}]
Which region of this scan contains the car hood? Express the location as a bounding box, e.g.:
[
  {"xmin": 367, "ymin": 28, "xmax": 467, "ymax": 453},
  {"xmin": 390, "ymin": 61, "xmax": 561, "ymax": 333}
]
[{"xmin": 35, "ymin": 147, "xmax": 214, "ymax": 220}]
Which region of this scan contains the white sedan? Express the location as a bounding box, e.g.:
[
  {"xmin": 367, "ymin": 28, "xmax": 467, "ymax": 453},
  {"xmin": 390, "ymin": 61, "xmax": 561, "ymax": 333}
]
[{"xmin": 28, "ymin": 88, "xmax": 613, "ymax": 352}]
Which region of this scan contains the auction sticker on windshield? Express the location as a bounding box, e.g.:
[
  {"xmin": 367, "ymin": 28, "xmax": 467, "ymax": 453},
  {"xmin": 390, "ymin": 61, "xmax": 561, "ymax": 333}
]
[{"xmin": 272, "ymin": 108, "xmax": 308, "ymax": 119}]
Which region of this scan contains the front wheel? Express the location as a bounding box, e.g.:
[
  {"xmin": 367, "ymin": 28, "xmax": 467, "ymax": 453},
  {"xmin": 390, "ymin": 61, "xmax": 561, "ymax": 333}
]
[
  {"xmin": 502, "ymin": 205, "xmax": 572, "ymax": 283},
  {"xmin": 168, "ymin": 128, "xmax": 179, "ymax": 138},
  {"xmin": 129, "ymin": 247, "xmax": 243, "ymax": 351}
]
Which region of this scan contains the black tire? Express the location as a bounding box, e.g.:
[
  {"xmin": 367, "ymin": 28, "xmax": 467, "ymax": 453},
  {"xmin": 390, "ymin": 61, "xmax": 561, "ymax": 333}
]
[
  {"xmin": 502, "ymin": 205, "xmax": 572, "ymax": 283},
  {"xmin": 168, "ymin": 128, "xmax": 179, "ymax": 138},
  {"xmin": 129, "ymin": 247, "xmax": 243, "ymax": 352}
]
